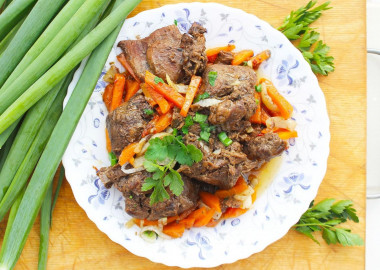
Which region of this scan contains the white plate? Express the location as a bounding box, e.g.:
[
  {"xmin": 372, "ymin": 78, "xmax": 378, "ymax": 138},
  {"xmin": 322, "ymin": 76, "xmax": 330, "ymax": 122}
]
[{"xmin": 62, "ymin": 3, "xmax": 330, "ymax": 268}]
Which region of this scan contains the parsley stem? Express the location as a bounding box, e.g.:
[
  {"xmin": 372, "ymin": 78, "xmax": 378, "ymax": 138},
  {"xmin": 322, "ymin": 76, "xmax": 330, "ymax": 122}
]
[{"xmin": 293, "ymin": 223, "xmax": 332, "ymax": 228}]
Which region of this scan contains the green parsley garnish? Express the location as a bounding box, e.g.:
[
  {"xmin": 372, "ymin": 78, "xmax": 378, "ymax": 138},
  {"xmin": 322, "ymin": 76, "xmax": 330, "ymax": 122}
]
[
  {"xmin": 144, "ymin": 109, "xmax": 154, "ymax": 115},
  {"xmin": 181, "ymin": 115, "xmax": 194, "ymax": 134},
  {"xmin": 255, "ymin": 84, "xmax": 262, "ymax": 93},
  {"xmin": 208, "ymin": 71, "xmax": 218, "ymax": 86},
  {"xmin": 218, "ymin": 132, "xmax": 233, "ymax": 147},
  {"xmin": 278, "ymin": 1, "xmax": 334, "ymax": 75},
  {"xmin": 141, "ymin": 135, "xmax": 203, "ymax": 205},
  {"xmin": 154, "ymin": 76, "xmax": 165, "ymax": 84},
  {"xmin": 255, "ymin": 98, "xmax": 259, "ymax": 105},
  {"xmin": 243, "ymin": 61, "xmax": 248, "ymax": 66},
  {"xmin": 174, "ymin": 19, "xmax": 178, "ymax": 26},
  {"xmin": 293, "ymin": 199, "xmax": 363, "ymax": 246},
  {"xmin": 193, "ymin": 112, "xmax": 208, "ymax": 123},
  {"xmin": 194, "ymin": 92, "xmax": 210, "ymax": 103},
  {"xmin": 172, "ymin": 128, "xmax": 178, "ymax": 136},
  {"xmin": 108, "ymin": 152, "xmax": 118, "ymax": 166}
]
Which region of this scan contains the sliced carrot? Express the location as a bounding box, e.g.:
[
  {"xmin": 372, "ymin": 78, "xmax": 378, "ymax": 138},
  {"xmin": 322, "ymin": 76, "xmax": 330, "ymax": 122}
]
[
  {"xmin": 261, "ymin": 106, "xmax": 271, "ymax": 125},
  {"xmin": 207, "ymin": 54, "xmax": 218, "ymax": 63},
  {"xmin": 125, "ymin": 79, "xmax": 140, "ymax": 102},
  {"xmin": 260, "ymin": 78, "xmax": 293, "ymax": 119},
  {"xmin": 206, "ymin": 44, "xmax": 236, "ymax": 58},
  {"xmin": 142, "ymin": 110, "xmax": 172, "ymax": 137},
  {"xmin": 251, "ymin": 49, "xmax": 271, "ymax": 69},
  {"xmin": 140, "ymin": 83, "xmax": 157, "ymax": 107},
  {"xmin": 180, "ymin": 75, "xmax": 202, "ymax": 117},
  {"xmin": 163, "ymin": 222, "xmax": 185, "ymax": 238},
  {"xmin": 206, "ymin": 219, "xmax": 221, "ymax": 227},
  {"xmin": 110, "ymin": 73, "xmax": 126, "ymax": 111},
  {"xmin": 103, "ymin": 84, "xmax": 114, "ymax": 112},
  {"xmin": 105, "ymin": 129, "xmax": 112, "ymax": 153},
  {"xmin": 215, "ymin": 176, "xmax": 249, "ymax": 199},
  {"xmin": 194, "ymin": 208, "xmax": 216, "ymax": 227},
  {"xmin": 232, "ymin": 49, "xmax": 254, "ymax": 65},
  {"xmin": 145, "ymin": 71, "xmax": 185, "ymax": 108},
  {"xmin": 116, "ymin": 53, "xmax": 140, "ymax": 83},
  {"xmin": 199, "ymin": 191, "xmax": 221, "ymax": 213},
  {"xmin": 223, "ymin": 208, "xmax": 248, "ymax": 219},
  {"xmin": 277, "ymin": 130, "xmax": 298, "ymax": 140},
  {"xmin": 249, "ymin": 91, "xmax": 261, "ymax": 124},
  {"xmin": 141, "ymin": 82, "xmax": 170, "ymax": 114},
  {"xmin": 119, "ymin": 142, "xmax": 138, "ymax": 165},
  {"xmin": 187, "ymin": 207, "xmax": 207, "ymax": 220},
  {"xmin": 179, "ymin": 217, "xmax": 195, "ymax": 229}
]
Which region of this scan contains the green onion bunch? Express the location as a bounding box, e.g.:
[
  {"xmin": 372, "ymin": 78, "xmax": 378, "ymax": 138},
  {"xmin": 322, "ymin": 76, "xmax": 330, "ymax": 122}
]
[{"xmin": 0, "ymin": 0, "xmax": 141, "ymax": 268}]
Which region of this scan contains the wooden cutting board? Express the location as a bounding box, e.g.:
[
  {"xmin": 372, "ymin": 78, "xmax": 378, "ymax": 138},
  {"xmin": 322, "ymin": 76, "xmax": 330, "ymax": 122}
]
[{"xmin": 0, "ymin": 0, "xmax": 366, "ymax": 269}]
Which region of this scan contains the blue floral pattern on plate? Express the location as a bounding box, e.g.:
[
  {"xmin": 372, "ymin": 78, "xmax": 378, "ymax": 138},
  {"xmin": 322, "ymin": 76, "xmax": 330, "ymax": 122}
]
[{"xmin": 62, "ymin": 3, "xmax": 330, "ymax": 268}]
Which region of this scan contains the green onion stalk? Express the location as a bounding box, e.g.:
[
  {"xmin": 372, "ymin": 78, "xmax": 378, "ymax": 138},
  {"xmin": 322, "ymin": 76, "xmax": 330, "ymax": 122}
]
[{"xmin": 0, "ymin": 0, "xmax": 141, "ymax": 268}]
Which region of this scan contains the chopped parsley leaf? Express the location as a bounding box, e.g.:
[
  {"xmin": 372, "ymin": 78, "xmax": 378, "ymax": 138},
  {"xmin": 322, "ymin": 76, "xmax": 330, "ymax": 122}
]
[
  {"xmin": 208, "ymin": 71, "xmax": 218, "ymax": 86},
  {"xmin": 174, "ymin": 19, "xmax": 178, "ymax": 26},
  {"xmin": 154, "ymin": 76, "xmax": 165, "ymax": 84},
  {"xmin": 144, "ymin": 109, "xmax": 154, "ymax": 115},
  {"xmin": 255, "ymin": 84, "xmax": 262, "ymax": 93},
  {"xmin": 194, "ymin": 92, "xmax": 210, "ymax": 103}
]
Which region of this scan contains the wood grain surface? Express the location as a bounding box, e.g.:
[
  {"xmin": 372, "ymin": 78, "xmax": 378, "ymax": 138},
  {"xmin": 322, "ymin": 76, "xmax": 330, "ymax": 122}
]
[{"xmin": 0, "ymin": 0, "xmax": 366, "ymax": 269}]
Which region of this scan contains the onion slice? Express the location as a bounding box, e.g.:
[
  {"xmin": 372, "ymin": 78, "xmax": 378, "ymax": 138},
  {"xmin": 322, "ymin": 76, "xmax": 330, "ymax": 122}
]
[{"xmin": 193, "ymin": 98, "xmax": 223, "ymax": 107}]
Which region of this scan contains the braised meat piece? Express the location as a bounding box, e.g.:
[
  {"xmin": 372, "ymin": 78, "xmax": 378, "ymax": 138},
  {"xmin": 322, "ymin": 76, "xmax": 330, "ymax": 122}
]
[
  {"xmin": 118, "ymin": 25, "xmax": 182, "ymax": 82},
  {"xmin": 214, "ymin": 50, "xmax": 234, "ymax": 65},
  {"xmin": 242, "ymin": 133, "xmax": 286, "ymax": 161},
  {"xmin": 200, "ymin": 64, "xmax": 258, "ymax": 131},
  {"xmin": 98, "ymin": 166, "xmax": 199, "ymax": 220},
  {"xmin": 180, "ymin": 22, "xmax": 207, "ymax": 84},
  {"xmin": 179, "ymin": 131, "xmax": 259, "ymax": 189},
  {"xmin": 106, "ymin": 94, "xmax": 153, "ymax": 156}
]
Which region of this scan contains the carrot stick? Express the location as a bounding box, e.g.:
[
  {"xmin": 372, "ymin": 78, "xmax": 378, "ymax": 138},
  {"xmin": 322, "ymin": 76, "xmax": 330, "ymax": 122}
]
[
  {"xmin": 260, "ymin": 78, "xmax": 293, "ymax": 119},
  {"xmin": 116, "ymin": 53, "xmax": 140, "ymax": 83},
  {"xmin": 105, "ymin": 129, "xmax": 112, "ymax": 153},
  {"xmin": 125, "ymin": 79, "xmax": 140, "ymax": 102},
  {"xmin": 206, "ymin": 219, "xmax": 221, "ymax": 227},
  {"xmin": 140, "ymin": 83, "xmax": 157, "ymax": 107},
  {"xmin": 187, "ymin": 207, "xmax": 207, "ymax": 220},
  {"xmin": 251, "ymin": 49, "xmax": 271, "ymax": 69},
  {"xmin": 261, "ymin": 106, "xmax": 271, "ymax": 125},
  {"xmin": 277, "ymin": 130, "xmax": 298, "ymax": 140},
  {"xmin": 142, "ymin": 110, "xmax": 172, "ymax": 137},
  {"xmin": 215, "ymin": 176, "xmax": 249, "ymax": 199},
  {"xmin": 103, "ymin": 84, "xmax": 114, "ymax": 112},
  {"xmin": 180, "ymin": 75, "xmax": 202, "ymax": 117},
  {"xmin": 206, "ymin": 44, "xmax": 235, "ymax": 58},
  {"xmin": 179, "ymin": 217, "xmax": 195, "ymax": 229},
  {"xmin": 163, "ymin": 222, "xmax": 185, "ymax": 238},
  {"xmin": 193, "ymin": 208, "xmax": 215, "ymax": 227},
  {"xmin": 145, "ymin": 71, "xmax": 185, "ymax": 108},
  {"xmin": 250, "ymin": 91, "xmax": 261, "ymax": 124},
  {"xmin": 223, "ymin": 208, "xmax": 248, "ymax": 219},
  {"xmin": 141, "ymin": 82, "xmax": 170, "ymax": 114},
  {"xmin": 119, "ymin": 142, "xmax": 138, "ymax": 165},
  {"xmin": 110, "ymin": 73, "xmax": 125, "ymax": 112},
  {"xmin": 199, "ymin": 191, "xmax": 221, "ymax": 213},
  {"xmin": 207, "ymin": 54, "xmax": 218, "ymax": 63},
  {"xmin": 232, "ymin": 50, "xmax": 254, "ymax": 65}
]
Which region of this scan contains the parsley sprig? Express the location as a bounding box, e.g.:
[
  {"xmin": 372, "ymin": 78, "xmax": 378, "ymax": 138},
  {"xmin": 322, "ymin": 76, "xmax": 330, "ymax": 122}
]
[
  {"xmin": 141, "ymin": 135, "xmax": 203, "ymax": 205},
  {"xmin": 294, "ymin": 199, "xmax": 363, "ymax": 246},
  {"xmin": 278, "ymin": 1, "xmax": 334, "ymax": 75}
]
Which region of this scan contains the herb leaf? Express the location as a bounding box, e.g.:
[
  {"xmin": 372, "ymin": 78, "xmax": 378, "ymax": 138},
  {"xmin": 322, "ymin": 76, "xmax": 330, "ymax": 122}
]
[
  {"xmin": 144, "ymin": 109, "xmax": 154, "ymax": 115},
  {"xmin": 154, "ymin": 76, "xmax": 165, "ymax": 84},
  {"xmin": 181, "ymin": 115, "xmax": 194, "ymax": 134},
  {"xmin": 208, "ymin": 71, "xmax": 218, "ymax": 86},
  {"xmin": 294, "ymin": 198, "xmax": 363, "ymax": 246},
  {"xmin": 174, "ymin": 19, "xmax": 178, "ymax": 26},
  {"xmin": 194, "ymin": 92, "xmax": 210, "ymax": 103}
]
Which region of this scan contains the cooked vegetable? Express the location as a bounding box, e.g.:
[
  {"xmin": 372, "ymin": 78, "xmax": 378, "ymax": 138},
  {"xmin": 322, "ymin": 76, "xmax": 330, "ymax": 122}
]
[
  {"xmin": 141, "ymin": 83, "xmax": 157, "ymax": 107},
  {"xmin": 207, "ymin": 71, "xmax": 217, "ymax": 86},
  {"xmin": 194, "ymin": 208, "xmax": 215, "ymax": 227},
  {"xmin": 108, "ymin": 152, "xmax": 118, "ymax": 166},
  {"xmin": 141, "ymin": 83, "xmax": 170, "ymax": 114},
  {"xmin": 294, "ymin": 199, "xmax": 363, "ymax": 246},
  {"xmin": 260, "ymin": 82, "xmax": 279, "ymax": 114},
  {"xmin": 199, "ymin": 191, "xmax": 221, "ymax": 213},
  {"xmin": 249, "ymin": 91, "xmax": 261, "ymax": 124},
  {"xmin": 103, "ymin": 64, "xmax": 119, "ymax": 83},
  {"xmin": 206, "ymin": 44, "xmax": 235, "ymax": 62},
  {"xmin": 0, "ymin": 0, "xmax": 141, "ymax": 134},
  {"xmin": 105, "ymin": 129, "xmax": 112, "ymax": 153},
  {"xmin": 218, "ymin": 131, "xmax": 233, "ymax": 147},
  {"xmin": 179, "ymin": 217, "xmax": 195, "ymax": 229},
  {"xmin": 180, "ymin": 75, "xmax": 202, "ymax": 117},
  {"xmin": 266, "ymin": 116, "xmax": 296, "ymax": 132},
  {"xmin": 193, "ymin": 92, "xmax": 210, "ymax": 103},
  {"xmin": 38, "ymin": 182, "xmax": 52, "ymax": 270},
  {"xmin": 261, "ymin": 106, "xmax": 271, "ymax": 125},
  {"xmin": 231, "ymin": 49, "xmax": 254, "ymax": 65},
  {"xmin": 0, "ymin": 0, "xmax": 36, "ymax": 41},
  {"xmin": 116, "ymin": 53, "xmax": 140, "ymax": 82},
  {"xmin": 277, "ymin": 130, "xmax": 298, "ymax": 140},
  {"xmin": 223, "ymin": 207, "xmax": 248, "ymax": 219},
  {"xmin": 119, "ymin": 142, "xmax": 138, "ymax": 165},
  {"xmin": 260, "ymin": 78, "xmax": 293, "ymax": 119},
  {"xmin": 1, "ymin": 0, "xmax": 86, "ymax": 91},
  {"xmin": 145, "ymin": 71, "xmax": 185, "ymax": 108},
  {"xmin": 103, "ymin": 84, "xmax": 114, "ymax": 111},
  {"xmin": 110, "ymin": 73, "xmax": 125, "ymax": 111},
  {"xmin": 141, "ymin": 135, "xmax": 202, "ymax": 205},
  {"xmin": 0, "ymin": 1, "xmax": 140, "ymax": 266},
  {"xmin": 250, "ymin": 49, "xmax": 271, "ymax": 69},
  {"xmin": 215, "ymin": 177, "xmax": 249, "ymax": 199},
  {"xmin": 188, "ymin": 207, "xmax": 207, "ymax": 220},
  {"xmin": 278, "ymin": 1, "xmax": 334, "ymax": 75},
  {"xmin": 125, "ymin": 79, "xmax": 140, "ymax": 102},
  {"xmin": 0, "ymin": 79, "xmax": 67, "ymax": 222},
  {"xmin": 0, "ymin": 0, "xmax": 67, "ymax": 88},
  {"xmin": 162, "ymin": 222, "xmax": 185, "ymax": 238}
]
